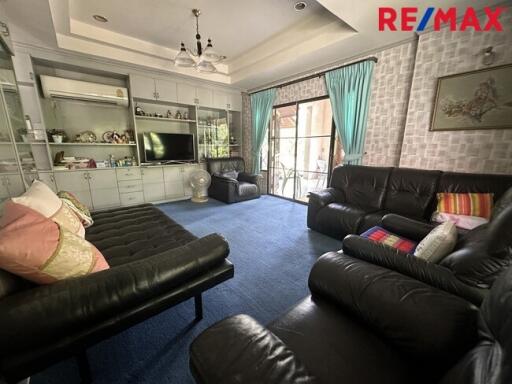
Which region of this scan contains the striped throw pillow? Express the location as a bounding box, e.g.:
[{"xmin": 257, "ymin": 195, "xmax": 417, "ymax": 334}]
[{"xmin": 436, "ymin": 193, "xmax": 493, "ymax": 219}]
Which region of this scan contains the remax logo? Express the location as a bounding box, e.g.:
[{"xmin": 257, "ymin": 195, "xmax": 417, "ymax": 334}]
[{"xmin": 379, "ymin": 6, "xmax": 507, "ymax": 32}]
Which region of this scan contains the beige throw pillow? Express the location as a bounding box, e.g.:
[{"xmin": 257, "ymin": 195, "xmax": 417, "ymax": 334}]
[{"xmin": 414, "ymin": 221, "xmax": 457, "ymax": 263}]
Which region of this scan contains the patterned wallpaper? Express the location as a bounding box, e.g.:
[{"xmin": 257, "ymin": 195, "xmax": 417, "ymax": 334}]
[
  {"xmin": 364, "ymin": 41, "xmax": 417, "ymax": 167},
  {"xmin": 399, "ymin": 11, "xmax": 512, "ymax": 174}
]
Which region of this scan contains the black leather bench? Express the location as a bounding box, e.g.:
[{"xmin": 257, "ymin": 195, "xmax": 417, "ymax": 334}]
[{"xmin": 0, "ymin": 204, "xmax": 233, "ymax": 384}]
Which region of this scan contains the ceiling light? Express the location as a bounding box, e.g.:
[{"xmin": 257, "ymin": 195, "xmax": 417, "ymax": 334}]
[
  {"xmin": 173, "ymin": 9, "xmax": 225, "ymax": 73},
  {"xmin": 294, "ymin": 2, "xmax": 307, "ymax": 11},
  {"xmin": 93, "ymin": 15, "xmax": 108, "ymax": 22}
]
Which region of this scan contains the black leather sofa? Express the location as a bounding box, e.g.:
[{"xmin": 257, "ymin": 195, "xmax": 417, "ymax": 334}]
[
  {"xmin": 189, "ymin": 253, "xmax": 512, "ymax": 384},
  {"xmin": 308, "ymin": 165, "xmax": 512, "ymax": 239},
  {"xmin": 0, "ymin": 204, "xmax": 233, "ymax": 384},
  {"xmin": 207, "ymin": 157, "xmax": 261, "ymax": 203}
]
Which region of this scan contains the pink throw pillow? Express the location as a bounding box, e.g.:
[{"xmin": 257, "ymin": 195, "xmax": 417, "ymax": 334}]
[
  {"xmin": 0, "ymin": 201, "xmax": 109, "ymax": 284},
  {"xmin": 432, "ymin": 212, "xmax": 488, "ymax": 230}
]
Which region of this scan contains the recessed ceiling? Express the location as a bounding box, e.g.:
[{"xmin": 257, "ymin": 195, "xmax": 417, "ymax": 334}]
[
  {"xmin": 3, "ymin": 0, "xmax": 506, "ymax": 90},
  {"xmin": 69, "ymin": 0, "xmax": 326, "ymax": 61}
]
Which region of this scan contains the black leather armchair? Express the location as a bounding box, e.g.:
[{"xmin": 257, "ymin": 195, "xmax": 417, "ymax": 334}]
[
  {"xmin": 207, "ymin": 157, "xmax": 261, "ymax": 203},
  {"xmin": 190, "ymin": 253, "xmax": 512, "ymax": 384}
]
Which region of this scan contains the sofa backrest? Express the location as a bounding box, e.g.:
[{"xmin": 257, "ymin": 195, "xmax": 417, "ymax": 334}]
[
  {"xmin": 207, "ymin": 157, "xmax": 246, "ymax": 175},
  {"xmin": 438, "ymin": 265, "xmax": 512, "ymax": 384},
  {"xmin": 330, "ymin": 165, "xmax": 392, "ymax": 210},
  {"xmin": 437, "ymin": 171, "xmax": 512, "ymax": 201},
  {"xmin": 383, "ymin": 167, "xmax": 441, "ymax": 219}
]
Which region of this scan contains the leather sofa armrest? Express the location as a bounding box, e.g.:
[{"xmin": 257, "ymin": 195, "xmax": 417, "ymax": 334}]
[
  {"xmin": 0, "ymin": 234, "xmax": 229, "ymax": 357},
  {"xmin": 237, "ymin": 172, "xmax": 261, "ymax": 185},
  {"xmin": 308, "ymin": 187, "xmax": 344, "ymax": 207},
  {"xmin": 341, "ymin": 235, "xmax": 484, "ymax": 305},
  {"xmin": 190, "ymin": 314, "xmax": 317, "ymax": 384},
  {"xmin": 381, "ymin": 213, "xmax": 435, "ymax": 241},
  {"xmin": 308, "ymin": 252, "xmax": 479, "ymax": 370}
]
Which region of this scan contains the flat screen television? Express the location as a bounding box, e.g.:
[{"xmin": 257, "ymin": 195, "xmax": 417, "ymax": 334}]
[{"xmin": 143, "ymin": 132, "xmax": 195, "ymax": 162}]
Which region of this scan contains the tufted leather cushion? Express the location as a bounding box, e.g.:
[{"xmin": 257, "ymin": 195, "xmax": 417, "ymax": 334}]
[
  {"xmin": 330, "ymin": 165, "xmax": 392, "ymax": 209},
  {"xmin": 86, "ymin": 204, "xmax": 196, "ymax": 266},
  {"xmin": 383, "ymin": 168, "xmax": 441, "ymax": 219}
]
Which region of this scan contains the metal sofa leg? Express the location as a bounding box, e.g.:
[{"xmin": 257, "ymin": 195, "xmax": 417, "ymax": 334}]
[
  {"xmin": 195, "ymin": 294, "xmax": 203, "ymax": 321},
  {"xmin": 76, "ymin": 351, "xmax": 91, "ymax": 384}
]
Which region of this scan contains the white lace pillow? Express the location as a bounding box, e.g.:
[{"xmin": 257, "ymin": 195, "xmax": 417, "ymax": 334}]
[
  {"xmin": 12, "ymin": 180, "xmax": 85, "ymax": 238},
  {"xmin": 414, "ymin": 221, "xmax": 457, "ymax": 263}
]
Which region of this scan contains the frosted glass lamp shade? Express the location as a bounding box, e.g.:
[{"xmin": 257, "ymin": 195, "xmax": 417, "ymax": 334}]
[
  {"xmin": 202, "ymin": 39, "xmax": 221, "ymax": 63},
  {"xmin": 196, "ymin": 59, "xmax": 217, "ymax": 73},
  {"xmin": 174, "ymin": 43, "xmax": 195, "ymax": 67}
]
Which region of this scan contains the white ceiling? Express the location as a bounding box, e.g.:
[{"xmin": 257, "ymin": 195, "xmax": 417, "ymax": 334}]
[
  {"xmin": 3, "ymin": 0, "xmax": 507, "ymax": 90},
  {"xmin": 69, "ymin": 0, "xmax": 327, "ymax": 61}
]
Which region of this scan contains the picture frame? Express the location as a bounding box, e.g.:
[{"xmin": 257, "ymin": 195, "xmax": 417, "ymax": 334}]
[{"xmin": 430, "ymin": 63, "xmax": 512, "ymax": 131}]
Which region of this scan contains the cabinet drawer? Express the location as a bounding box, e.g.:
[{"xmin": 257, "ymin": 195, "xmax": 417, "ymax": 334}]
[
  {"xmin": 118, "ymin": 180, "xmax": 143, "ymax": 193},
  {"xmin": 120, "ymin": 191, "xmax": 144, "ymax": 206},
  {"xmin": 116, "ymin": 167, "xmax": 141, "ymax": 181}
]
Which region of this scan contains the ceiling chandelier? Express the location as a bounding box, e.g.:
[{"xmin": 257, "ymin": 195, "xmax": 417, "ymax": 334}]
[{"xmin": 174, "ymin": 9, "xmax": 225, "ymax": 73}]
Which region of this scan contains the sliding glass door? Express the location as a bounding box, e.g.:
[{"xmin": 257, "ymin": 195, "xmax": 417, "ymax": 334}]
[{"xmin": 268, "ymin": 98, "xmax": 333, "ymax": 202}]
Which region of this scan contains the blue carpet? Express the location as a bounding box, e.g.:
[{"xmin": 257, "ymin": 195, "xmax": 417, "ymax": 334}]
[{"xmin": 33, "ymin": 196, "xmax": 341, "ymax": 383}]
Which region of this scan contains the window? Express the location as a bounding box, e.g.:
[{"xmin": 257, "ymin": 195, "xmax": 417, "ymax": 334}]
[{"xmin": 267, "ymin": 97, "xmax": 334, "ymax": 202}]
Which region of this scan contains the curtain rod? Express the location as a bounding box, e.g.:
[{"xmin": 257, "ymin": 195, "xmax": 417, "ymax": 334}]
[{"xmin": 249, "ymin": 56, "xmax": 378, "ymax": 95}]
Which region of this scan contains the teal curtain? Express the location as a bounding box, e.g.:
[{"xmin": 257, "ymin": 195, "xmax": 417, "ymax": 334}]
[
  {"xmin": 325, "ymin": 60, "xmax": 375, "ymax": 165},
  {"xmin": 250, "ymin": 88, "xmax": 276, "ymax": 173}
]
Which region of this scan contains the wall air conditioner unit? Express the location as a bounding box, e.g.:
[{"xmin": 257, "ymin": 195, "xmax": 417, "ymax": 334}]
[{"xmin": 40, "ymin": 75, "xmax": 129, "ymax": 107}]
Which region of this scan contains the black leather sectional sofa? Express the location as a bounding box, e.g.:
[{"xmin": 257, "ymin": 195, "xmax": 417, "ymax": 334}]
[
  {"xmin": 308, "ymin": 165, "xmax": 512, "ymax": 239},
  {"xmin": 190, "ymin": 253, "xmax": 512, "ymax": 384},
  {"xmin": 0, "ymin": 204, "xmax": 233, "ymax": 384}
]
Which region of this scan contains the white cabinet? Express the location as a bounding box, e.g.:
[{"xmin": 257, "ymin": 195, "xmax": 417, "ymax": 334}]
[
  {"xmin": 228, "ymin": 92, "xmax": 242, "ymax": 111},
  {"xmin": 141, "ymin": 167, "xmax": 165, "ymax": 202},
  {"xmin": 177, "ymin": 83, "xmax": 197, "ymax": 105},
  {"xmin": 130, "ymin": 75, "xmax": 177, "ymax": 103},
  {"xmin": 130, "ymin": 75, "xmax": 156, "ymax": 101},
  {"xmin": 88, "ymin": 170, "xmax": 120, "ymax": 210},
  {"xmin": 11, "ymin": 52, "xmax": 34, "ymax": 84},
  {"xmin": 213, "ymin": 90, "xmax": 229, "ymax": 110},
  {"xmin": 0, "ymin": 3, "xmax": 14, "ymax": 55},
  {"xmin": 38, "ymin": 172, "xmax": 57, "ymax": 192},
  {"xmin": 196, "ymin": 86, "xmax": 213, "ymax": 108},
  {"xmin": 54, "ymin": 171, "xmax": 93, "ymax": 209},
  {"xmin": 0, "ymin": 174, "xmax": 24, "ymax": 198},
  {"xmin": 163, "ymin": 166, "xmax": 185, "ymax": 199},
  {"xmin": 157, "ymin": 79, "xmax": 178, "ymax": 103}
]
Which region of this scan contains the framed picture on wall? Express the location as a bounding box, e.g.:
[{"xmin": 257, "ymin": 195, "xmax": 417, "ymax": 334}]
[{"xmin": 430, "ymin": 64, "xmax": 512, "ymax": 131}]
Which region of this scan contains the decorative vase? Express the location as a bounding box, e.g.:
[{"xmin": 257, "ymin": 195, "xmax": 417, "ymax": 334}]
[{"xmin": 52, "ymin": 135, "xmax": 63, "ymax": 144}]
